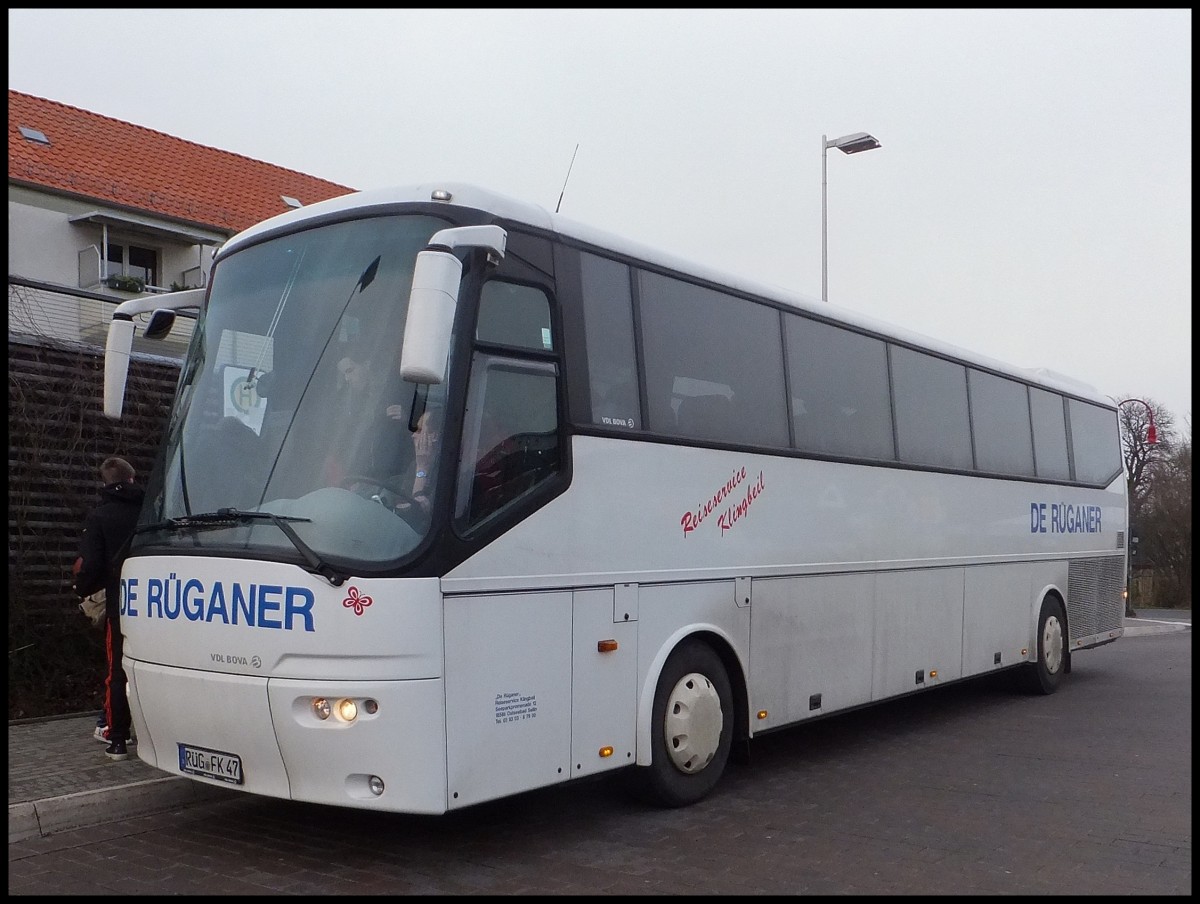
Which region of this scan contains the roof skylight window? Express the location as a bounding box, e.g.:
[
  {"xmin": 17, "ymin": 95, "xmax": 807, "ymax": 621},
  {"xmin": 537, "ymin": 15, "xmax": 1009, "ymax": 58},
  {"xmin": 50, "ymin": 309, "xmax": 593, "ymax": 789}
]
[{"xmin": 19, "ymin": 126, "xmax": 50, "ymax": 145}]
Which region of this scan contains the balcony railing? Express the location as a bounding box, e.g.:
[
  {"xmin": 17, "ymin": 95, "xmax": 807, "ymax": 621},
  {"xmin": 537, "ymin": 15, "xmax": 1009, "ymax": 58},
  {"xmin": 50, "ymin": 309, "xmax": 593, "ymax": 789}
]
[{"xmin": 8, "ymin": 277, "xmax": 195, "ymax": 361}]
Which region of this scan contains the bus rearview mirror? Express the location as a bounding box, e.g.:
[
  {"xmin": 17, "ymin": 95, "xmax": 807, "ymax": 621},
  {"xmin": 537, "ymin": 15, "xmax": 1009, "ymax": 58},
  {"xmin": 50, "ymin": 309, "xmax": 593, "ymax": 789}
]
[
  {"xmin": 400, "ymin": 225, "xmax": 507, "ymax": 385},
  {"xmin": 103, "ymin": 317, "xmax": 135, "ymax": 419},
  {"xmin": 144, "ymin": 309, "xmax": 177, "ymax": 340},
  {"xmin": 399, "ymin": 249, "xmax": 463, "ymax": 385}
]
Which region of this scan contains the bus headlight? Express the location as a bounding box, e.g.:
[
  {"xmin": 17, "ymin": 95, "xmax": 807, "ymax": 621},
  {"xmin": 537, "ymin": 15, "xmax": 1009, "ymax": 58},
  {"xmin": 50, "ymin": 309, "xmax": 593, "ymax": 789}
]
[
  {"xmin": 336, "ymin": 698, "xmax": 358, "ymax": 722},
  {"xmin": 312, "ymin": 697, "xmax": 331, "ymax": 720}
]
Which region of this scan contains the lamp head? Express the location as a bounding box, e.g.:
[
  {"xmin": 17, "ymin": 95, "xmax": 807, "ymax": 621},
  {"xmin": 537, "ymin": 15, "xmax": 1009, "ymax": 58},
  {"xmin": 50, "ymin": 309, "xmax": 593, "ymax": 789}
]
[{"xmin": 827, "ymin": 132, "xmax": 881, "ymax": 154}]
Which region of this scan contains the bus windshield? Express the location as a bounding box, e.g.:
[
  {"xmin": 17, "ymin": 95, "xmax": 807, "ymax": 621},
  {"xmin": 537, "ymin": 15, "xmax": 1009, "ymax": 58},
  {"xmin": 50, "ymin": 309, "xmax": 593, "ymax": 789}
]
[{"xmin": 136, "ymin": 212, "xmax": 453, "ymax": 573}]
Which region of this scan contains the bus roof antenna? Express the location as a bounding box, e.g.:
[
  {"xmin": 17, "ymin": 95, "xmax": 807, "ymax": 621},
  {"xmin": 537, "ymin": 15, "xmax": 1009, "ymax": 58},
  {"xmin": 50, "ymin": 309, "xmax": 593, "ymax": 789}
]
[{"xmin": 555, "ymin": 143, "xmax": 579, "ymax": 214}]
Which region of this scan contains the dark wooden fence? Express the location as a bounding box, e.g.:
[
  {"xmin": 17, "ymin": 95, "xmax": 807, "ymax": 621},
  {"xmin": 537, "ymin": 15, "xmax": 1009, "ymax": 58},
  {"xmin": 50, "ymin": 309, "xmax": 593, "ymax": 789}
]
[{"xmin": 8, "ymin": 337, "xmax": 179, "ymax": 717}]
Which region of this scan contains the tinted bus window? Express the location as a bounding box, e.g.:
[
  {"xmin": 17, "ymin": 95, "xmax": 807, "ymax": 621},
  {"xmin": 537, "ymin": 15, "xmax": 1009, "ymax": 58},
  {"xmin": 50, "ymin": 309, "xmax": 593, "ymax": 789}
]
[
  {"xmin": 784, "ymin": 314, "xmax": 894, "ymax": 460},
  {"xmin": 1030, "ymin": 387, "xmax": 1071, "ymax": 480},
  {"xmin": 580, "ymin": 252, "xmax": 640, "ymax": 430},
  {"xmin": 891, "ymin": 346, "xmax": 972, "ymax": 470},
  {"xmin": 477, "ymin": 281, "xmax": 554, "ymax": 351},
  {"xmin": 455, "ymin": 356, "xmax": 560, "ymax": 527},
  {"xmin": 1069, "ymin": 399, "xmax": 1122, "ymax": 485},
  {"xmin": 969, "ymin": 369, "xmax": 1035, "ymax": 476},
  {"xmin": 638, "ymin": 271, "xmax": 788, "ymax": 448}
]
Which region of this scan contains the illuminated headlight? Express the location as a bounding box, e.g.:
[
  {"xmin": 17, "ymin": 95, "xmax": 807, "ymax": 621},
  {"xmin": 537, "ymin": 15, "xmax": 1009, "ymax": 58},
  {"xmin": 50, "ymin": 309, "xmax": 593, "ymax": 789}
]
[
  {"xmin": 336, "ymin": 698, "xmax": 358, "ymax": 722},
  {"xmin": 312, "ymin": 697, "xmax": 331, "ymax": 720}
]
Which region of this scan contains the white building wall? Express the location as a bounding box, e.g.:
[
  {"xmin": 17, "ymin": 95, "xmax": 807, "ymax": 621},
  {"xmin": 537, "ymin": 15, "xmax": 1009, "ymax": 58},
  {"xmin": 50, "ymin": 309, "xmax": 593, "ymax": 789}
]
[{"xmin": 8, "ymin": 200, "xmax": 86, "ymax": 285}]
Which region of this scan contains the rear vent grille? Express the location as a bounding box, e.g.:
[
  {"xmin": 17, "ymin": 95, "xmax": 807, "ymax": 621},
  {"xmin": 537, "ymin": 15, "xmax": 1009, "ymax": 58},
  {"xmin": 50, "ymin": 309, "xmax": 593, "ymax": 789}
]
[{"xmin": 1067, "ymin": 556, "xmax": 1125, "ymax": 638}]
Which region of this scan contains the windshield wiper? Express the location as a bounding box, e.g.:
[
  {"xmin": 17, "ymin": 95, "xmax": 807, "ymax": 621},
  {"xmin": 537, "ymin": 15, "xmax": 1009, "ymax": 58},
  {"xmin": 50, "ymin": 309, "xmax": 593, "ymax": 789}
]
[{"xmin": 136, "ymin": 508, "xmax": 348, "ymax": 587}]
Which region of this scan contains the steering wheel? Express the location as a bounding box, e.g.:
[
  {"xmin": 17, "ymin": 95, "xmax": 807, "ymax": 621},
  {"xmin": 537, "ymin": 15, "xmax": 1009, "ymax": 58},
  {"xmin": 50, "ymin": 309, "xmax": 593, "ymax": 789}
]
[{"xmin": 338, "ymin": 474, "xmax": 428, "ymax": 530}]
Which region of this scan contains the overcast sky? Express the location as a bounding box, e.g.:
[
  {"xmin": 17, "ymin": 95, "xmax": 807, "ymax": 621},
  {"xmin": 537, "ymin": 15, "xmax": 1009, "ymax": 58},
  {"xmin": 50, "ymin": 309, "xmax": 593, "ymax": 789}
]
[{"xmin": 9, "ymin": 9, "xmax": 1192, "ymax": 430}]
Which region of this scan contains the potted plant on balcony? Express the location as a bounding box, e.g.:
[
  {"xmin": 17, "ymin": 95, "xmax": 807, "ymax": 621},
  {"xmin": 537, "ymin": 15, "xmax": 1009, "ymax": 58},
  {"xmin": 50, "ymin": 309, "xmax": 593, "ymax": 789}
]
[{"xmin": 106, "ymin": 274, "xmax": 146, "ymax": 293}]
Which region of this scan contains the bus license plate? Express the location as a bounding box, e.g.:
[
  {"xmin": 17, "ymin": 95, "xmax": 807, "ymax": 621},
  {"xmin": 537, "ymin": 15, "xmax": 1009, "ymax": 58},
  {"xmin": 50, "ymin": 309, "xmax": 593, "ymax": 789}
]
[{"xmin": 178, "ymin": 743, "xmax": 244, "ymax": 785}]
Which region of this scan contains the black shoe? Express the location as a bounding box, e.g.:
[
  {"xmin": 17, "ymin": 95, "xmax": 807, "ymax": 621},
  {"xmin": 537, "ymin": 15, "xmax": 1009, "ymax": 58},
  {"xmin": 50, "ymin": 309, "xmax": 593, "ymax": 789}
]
[{"xmin": 105, "ymin": 740, "xmax": 129, "ymax": 761}]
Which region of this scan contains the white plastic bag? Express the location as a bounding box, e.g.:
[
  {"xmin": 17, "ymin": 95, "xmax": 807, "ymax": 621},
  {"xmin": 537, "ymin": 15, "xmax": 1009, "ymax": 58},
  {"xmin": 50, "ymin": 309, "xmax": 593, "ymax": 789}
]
[{"xmin": 78, "ymin": 590, "xmax": 106, "ymax": 628}]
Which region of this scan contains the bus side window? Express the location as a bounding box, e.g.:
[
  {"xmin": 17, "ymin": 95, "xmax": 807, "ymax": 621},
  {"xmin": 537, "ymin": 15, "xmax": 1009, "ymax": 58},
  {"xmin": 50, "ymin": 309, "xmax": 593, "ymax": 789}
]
[
  {"xmin": 580, "ymin": 252, "xmax": 640, "ymax": 429},
  {"xmin": 477, "ymin": 281, "xmax": 554, "ymax": 351},
  {"xmin": 456, "ymin": 356, "xmax": 560, "ymax": 529}
]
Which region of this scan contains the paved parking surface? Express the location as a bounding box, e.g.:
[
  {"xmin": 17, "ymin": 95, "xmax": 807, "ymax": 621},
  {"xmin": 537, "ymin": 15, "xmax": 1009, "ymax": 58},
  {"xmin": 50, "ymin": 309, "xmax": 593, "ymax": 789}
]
[{"xmin": 8, "ymin": 623, "xmax": 1189, "ymax": 895}]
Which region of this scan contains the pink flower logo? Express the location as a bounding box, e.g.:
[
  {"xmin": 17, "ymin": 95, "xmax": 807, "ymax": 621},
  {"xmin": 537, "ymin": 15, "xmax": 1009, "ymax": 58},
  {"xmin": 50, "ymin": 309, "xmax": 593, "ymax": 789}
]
[{"xmin": 342, "ymin": 586, "xmax": 373, "ymax": 616}]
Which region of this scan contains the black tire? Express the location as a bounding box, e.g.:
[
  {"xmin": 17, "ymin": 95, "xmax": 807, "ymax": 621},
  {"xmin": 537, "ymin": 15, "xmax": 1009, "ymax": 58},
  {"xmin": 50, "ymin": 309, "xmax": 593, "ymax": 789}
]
[
  {"xmin": 1019, "ymin": 596, "xmax": 1068, "ymax": 695},
  {"xmin": 636, "ymin": 639, "xmax": 733, "ymax": 808}
]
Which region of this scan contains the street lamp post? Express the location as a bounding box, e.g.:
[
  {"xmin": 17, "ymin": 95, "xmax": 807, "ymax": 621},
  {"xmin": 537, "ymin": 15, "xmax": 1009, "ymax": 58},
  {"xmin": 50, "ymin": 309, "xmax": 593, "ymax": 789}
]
[
  {"xmin": 1116, "ymin": 398, "xmax": 1158, "ymax": 445},
  {"xmin": 821, "ymin": 131, "xmax": 881, "ymax": 303}
]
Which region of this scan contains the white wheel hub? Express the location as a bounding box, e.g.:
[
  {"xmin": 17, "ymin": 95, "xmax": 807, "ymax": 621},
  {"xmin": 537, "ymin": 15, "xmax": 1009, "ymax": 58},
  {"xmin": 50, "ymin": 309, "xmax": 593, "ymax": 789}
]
[
  {"xmin": 1042, "ymin": 614, "xmax": 1064, "ymax": 674},
  {"xmin": 663, "ymin": 671, "xmax": 723, "ymax": 773}
]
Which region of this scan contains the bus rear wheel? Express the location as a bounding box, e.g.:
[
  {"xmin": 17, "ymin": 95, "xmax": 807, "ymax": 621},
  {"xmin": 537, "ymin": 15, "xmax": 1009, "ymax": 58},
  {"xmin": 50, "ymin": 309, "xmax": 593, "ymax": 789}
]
[
  {"xmin": 1019, "ymin": 596, "xmax": 1067, "ymax": 695},
  {"xmin": 638, "ymin": 639, "xmax": 733, "ymax": 808}
]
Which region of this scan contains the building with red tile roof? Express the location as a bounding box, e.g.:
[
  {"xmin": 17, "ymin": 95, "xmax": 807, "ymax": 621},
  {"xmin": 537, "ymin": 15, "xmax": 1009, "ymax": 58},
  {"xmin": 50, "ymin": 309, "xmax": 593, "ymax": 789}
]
[
  {"xmin": 9, "ymin": 89, "xmax": 355, "ymax": 236},
  {"xmin": 8, "ymin": 89, "xmax": 357, "ymax": 352}
]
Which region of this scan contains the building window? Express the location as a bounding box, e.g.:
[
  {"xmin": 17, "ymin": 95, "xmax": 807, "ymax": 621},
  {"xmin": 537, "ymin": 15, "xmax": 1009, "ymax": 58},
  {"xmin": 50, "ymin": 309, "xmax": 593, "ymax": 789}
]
[{"xmin": 106, "ymin": 242, "xmax": 158, "ymax": 287}]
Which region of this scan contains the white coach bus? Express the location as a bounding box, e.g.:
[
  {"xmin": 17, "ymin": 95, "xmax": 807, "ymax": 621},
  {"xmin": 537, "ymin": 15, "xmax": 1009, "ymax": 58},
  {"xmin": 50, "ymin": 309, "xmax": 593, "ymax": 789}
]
[{"xmin": 102, "ymin": 183, "xmax": 1128, "ymax": 814}]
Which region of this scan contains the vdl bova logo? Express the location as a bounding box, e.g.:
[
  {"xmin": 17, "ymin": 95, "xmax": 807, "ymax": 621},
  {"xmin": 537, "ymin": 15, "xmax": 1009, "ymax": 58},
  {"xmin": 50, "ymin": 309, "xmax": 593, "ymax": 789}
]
[{"xmin": 207, "ymin": 652, "xmax": 263, "ymax": 668}]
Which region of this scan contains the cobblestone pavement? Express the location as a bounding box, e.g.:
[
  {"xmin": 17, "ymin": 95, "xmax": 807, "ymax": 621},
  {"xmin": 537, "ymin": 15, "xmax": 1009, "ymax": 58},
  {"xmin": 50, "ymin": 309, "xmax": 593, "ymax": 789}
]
[{"xmin": 8, "ymin": 613, "xmax": 1190, "ymax": 894}]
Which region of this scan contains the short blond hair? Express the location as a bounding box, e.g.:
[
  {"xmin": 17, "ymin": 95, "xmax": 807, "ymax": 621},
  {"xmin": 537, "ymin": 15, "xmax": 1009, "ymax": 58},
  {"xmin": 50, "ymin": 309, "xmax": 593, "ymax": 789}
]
[{"xmin": 100, "ymin": 456, "xmax": 135, "ymax": 485}]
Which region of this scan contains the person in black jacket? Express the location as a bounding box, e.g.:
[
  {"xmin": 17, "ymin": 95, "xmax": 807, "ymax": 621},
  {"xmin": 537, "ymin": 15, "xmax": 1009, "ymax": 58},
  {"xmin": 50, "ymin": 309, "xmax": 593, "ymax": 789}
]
[{"xmin": 72, "ymin": 456, "xmax": 144, "ymax": 760}]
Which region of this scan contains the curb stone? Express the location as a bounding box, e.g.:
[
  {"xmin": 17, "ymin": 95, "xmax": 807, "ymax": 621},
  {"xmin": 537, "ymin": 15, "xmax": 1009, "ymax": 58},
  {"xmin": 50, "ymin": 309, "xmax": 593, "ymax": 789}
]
[{"xmin": 9, "ymin": 776, "xmax": 234, "ymax": 844}]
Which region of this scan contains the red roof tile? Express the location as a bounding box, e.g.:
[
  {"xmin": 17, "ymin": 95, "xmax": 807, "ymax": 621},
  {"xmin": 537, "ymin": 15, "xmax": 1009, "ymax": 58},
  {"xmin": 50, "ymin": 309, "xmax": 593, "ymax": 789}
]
[{"xmin": 8, "ymin": 90, "xmax": 355, "ymax": 235}]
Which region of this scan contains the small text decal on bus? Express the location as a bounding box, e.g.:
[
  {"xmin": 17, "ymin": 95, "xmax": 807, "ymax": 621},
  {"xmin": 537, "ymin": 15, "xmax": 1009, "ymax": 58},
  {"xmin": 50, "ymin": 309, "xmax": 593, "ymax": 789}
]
[
  {"xmin": 681, "ymin": 466, "xmax": 766, "ymax": 537},
  {"xmin": 1029, "ymin": 503, "xmax": 1102, "ymax": 534},
  {"xmin": 495, "ymin": 692, "xmax": 537, "ymax": 724},
  {"xmin": 120, "ymin": 575, "xmax": 316, "ymax": 632}
]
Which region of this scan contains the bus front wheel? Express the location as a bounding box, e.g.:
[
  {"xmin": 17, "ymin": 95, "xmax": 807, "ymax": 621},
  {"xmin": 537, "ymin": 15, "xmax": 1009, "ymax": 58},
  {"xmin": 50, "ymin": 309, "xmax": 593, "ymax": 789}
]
[
  {"xmin": 638, "ymin": 639, "xmax": 733, "ymax": 808},
  {"xmin": 1019, "ymin": 596, "xmax": 1067, "ymax": 695}
]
